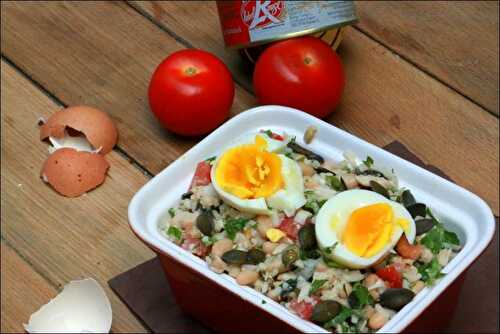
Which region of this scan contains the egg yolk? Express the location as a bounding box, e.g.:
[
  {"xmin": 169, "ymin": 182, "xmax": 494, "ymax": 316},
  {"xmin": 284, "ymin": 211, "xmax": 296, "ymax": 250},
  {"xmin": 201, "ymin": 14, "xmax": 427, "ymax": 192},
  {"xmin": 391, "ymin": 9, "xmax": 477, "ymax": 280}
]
[
  {"xmin": 215, "ymin": 135, "xmax": 283, "ymax": 199},
  {"xmin": 342, "ymin": 203, "xmax": 395, "ymax": 258}
]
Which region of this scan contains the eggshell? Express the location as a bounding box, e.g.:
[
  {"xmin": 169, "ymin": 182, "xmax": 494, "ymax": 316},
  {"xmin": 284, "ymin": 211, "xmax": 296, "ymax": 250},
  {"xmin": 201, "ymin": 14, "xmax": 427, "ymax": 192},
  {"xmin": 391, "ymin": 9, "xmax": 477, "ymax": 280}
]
[
  {"xmin": 24, "ymin": 278, "xmax": 112, "ymax": 333},
  {"xmin": 41, "ymin": 148, "xmax": 110, "ymax": 197},
  {"xmin": 40, "ymin": 106, "xmax": 118, "ymax": 154}
]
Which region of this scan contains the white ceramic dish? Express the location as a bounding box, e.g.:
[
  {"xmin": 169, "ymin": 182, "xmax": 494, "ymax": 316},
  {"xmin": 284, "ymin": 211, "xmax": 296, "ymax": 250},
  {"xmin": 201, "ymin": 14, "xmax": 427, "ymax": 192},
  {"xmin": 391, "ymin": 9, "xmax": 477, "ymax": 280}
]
[{"xmin": 128, "ymin": 105, "xmax": 495, "ymax": 333}]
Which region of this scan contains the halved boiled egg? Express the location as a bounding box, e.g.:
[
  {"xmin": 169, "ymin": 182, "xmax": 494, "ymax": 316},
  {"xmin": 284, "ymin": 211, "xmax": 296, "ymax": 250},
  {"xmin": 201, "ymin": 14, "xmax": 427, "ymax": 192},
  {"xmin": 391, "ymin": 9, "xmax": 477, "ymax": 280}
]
[
  {"xmin": 316, "ymin": 189, "xmax": 416, "ymax": 269},
  {"xmin": 210, "ymin": 133, "xmax": 306, "ymax": 216}
]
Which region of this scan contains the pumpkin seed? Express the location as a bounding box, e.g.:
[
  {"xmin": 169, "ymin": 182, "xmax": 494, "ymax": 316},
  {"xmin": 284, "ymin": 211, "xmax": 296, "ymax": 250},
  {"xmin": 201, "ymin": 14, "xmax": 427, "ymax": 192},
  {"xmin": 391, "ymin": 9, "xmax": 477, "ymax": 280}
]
[
  {"xmin": 282, "ymin": 245, "xmax": 299, "ymax": 267},
  {"xmin": 407, "ymin": 203, "xmax": 427, "ymax": 218},
  {"xmin": 246, "ymin": 248, "xmax": 266, "ymax": 264},
  {"xmin": 181, "ymin": 191, "xmax": 193, "ymax": 199},
  {"xmin": 359, "ymin": 169, "xmax": 387, "ymax": 179},
  {"xmin": 401, "ymin": 190, "xmax": 416, "ymax": 208},
  {"xmin": 370, "ymin": 180, "xmax": 390, "ymax": 199},
  {"xmin": 311, "ymin": 300, "xmax": 341, "ymax": 323},
  {"xmin": 298, "ymin": 224, "xmax": 317, "ymax": 251},
  {"xmin": 380, "ymin": 288, "xmax": 415, "ymax": 311},
  {"xmin": 221, "ymin": 250, "xmax": 248, "ymax": 265},
  {"xmin": 314, "ymin": 166, "xmax": 335, "ymax": 174},
  {"xmin": 287, "ymin": 141, "xmax": 324, "ymax": 163},
  {"xmin": 196, "ymin": 210, "xmax": 214, "ymax": 236},
  {"xmin": 415, "ymin": 218, "xmax": 435, "ymax": 235},
  {"xmin": 303, "ymin": 126, "xmax": 317, "ymax": 144}
]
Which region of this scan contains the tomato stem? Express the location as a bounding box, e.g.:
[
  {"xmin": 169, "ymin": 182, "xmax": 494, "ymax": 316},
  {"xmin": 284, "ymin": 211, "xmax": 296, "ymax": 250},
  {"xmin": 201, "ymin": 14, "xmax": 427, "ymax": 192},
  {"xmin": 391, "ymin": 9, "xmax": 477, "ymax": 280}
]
[
  {"xmin": 304, "ymin": 56, "xmax": 313, "ymax": 65},
  {"xmin": 185, "ymin": 67, "xmax": 197, "ymax": 76}
]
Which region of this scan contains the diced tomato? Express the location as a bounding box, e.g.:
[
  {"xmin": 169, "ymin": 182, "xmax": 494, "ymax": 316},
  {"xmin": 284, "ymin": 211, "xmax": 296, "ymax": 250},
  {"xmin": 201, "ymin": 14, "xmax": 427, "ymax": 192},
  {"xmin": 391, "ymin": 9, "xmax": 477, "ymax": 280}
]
[
  {"xmin": 189, "ymin": 161, "xmax": 212, "ymax": 189},
  {"xmin": 289, "ymin": 296, "xmax": 320, "ymax": 320},
  {"xmin": 396, "ymin": 235, "xmax": 422, "ymax": 260},
  {"xmin": 278, "ymin": 217, "xmax": 299, "ymax": 239},
  {"xmin": 182, "ymin": 236, "xmax": 209, "ymax": 257},
  {"xmin": 376, "ymin": 265, "xmax": 403, "ymax": 288},
  {"xmin": 270, "ymin": 133, "xmax": 284, "ymax": 141}
]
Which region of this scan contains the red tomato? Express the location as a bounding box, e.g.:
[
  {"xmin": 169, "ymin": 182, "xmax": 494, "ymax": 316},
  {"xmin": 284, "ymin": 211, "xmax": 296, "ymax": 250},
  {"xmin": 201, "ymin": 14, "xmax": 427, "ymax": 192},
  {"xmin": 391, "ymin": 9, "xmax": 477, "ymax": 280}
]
[
  {"xmin": 278, "ymin": 217, "xmax": 299, "ymax": 239},
  {"xmin": 289, "ymin": 296, "xmax": 320, "ymax": 320},
  {"xmin": 149, "ymin": 49, "xmax": 235, "ymax": 136},
  {"xmin": 253, "ymin": 37, "xmax": 345, "ymax": 119},
  {"xmin": 396, "ymin": 235, "xmax": 422, "ymax": 260},
  {"xmin": 189, "ymin": 161, "xmax": 212, "ymax": 189},
  {"xmin": 376, "ymin": 265, "xmax": 403, "ymax": 288}
]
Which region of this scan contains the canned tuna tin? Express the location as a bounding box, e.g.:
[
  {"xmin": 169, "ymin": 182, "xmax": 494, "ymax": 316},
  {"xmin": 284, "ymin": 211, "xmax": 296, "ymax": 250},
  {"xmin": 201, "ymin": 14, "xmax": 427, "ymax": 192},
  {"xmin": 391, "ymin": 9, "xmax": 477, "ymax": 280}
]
[{"xmin": 216, "ymin": 1, "xmax": 357, "ymax": 62}]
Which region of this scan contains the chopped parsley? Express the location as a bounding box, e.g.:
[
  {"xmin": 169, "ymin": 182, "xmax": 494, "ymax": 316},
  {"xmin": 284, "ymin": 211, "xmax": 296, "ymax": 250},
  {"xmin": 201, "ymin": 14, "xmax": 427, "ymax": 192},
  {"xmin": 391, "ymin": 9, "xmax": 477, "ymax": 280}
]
[
  {"xmin": 324, "ymin": 306, "xmax": 353, "ymax": 329},
  {"xmin": 417, "ymin": 257, "xmax": 444, "ymax": 285},
  {"xmin": 325, "ymin": 175, "xmax": 346, "ymax": 191},
  {"xmin": 349, "ymin": 283, "xmax": 373, "ymax": 308},
  {"xmin": 303, "ymin": 198, "xmax": 327, "ymax": 214},
  {"xmin": 261, "ymin": 129, "xmax": 274, "ymax": 138},
  {"xmin": 224, "ymin": 218, "xmax": 249, "ymax": 240},
  {"xmin": 420, "ymin": 217, "xmax": 460, "ymax": 254},
  {"xmin": 201, "ymin": 235, "xmax": 216, "ymax": 246},
  {"xmin": 323, "ymin": 242, "xmax": 338, "ymax": 255},
  {"xmin": 205, "ymin": 156, "xmax": 216, "ymax": 163},
  {"xmin": 168, "ymin": 208, "xmax": 176, "ymax": 218},
  {"xmin": 261, "ymin": 300, "xmax": 267, "ymax": 304},
  {"xmin": 167, "ymin": 226, "xmax": 182, "ymax": 240},
  {"xmin": 309, "ymin": 279, "xmax": 328, "ymax": 295},
  {"xmin": 362, "ymin": 156, "xmax": 374, "ymax": 168}
]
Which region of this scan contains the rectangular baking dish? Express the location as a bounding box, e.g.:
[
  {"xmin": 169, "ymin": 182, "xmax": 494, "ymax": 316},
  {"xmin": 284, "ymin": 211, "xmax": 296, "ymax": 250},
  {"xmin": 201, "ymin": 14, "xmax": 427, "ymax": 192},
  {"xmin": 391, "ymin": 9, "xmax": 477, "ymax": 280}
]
[{"xmin": 128, "ymin": 105, "xmax": 495, "ymax": 333}]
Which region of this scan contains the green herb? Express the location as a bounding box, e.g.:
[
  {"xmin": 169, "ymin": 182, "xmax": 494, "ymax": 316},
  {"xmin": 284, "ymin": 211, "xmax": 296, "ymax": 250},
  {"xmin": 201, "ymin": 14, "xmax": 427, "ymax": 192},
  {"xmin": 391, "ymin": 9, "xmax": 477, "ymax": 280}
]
[
  {"xmin": 281, "ymin": 279, "xmax": 298, "ymax": 296},
  {"xmin": 324, "ymin": 306, "xmax": 353, "ymax": 329},
  {"xmin": 261, "ymin": 300, "xmax": 267, "ymax": 304},
  {"xmin": 323, "ymin": 242, "xmax": 338, "ymax": 255},
  {"xmin": 167, "ymin": 226, "xmax": 182, "ymax": 240},
  {"xmin": 362, "ymin": 156, "xmax": 374, "ymax": 168},
  {"xmin": 299, "ymin": 248, "xmax": 321, "ymax": 260},
  {"xmin": 205, "ymin": 156, "xmax": 216, "ymax": 163},
  {"xmin": 224, "ymin": 218, "xmax": 249, "ymax": 240},
  {"xmin": 350, "ymin": 283, "xmax": 373, "ymax": 308},
  {"xmin": 201, "ymin": 235, "xmax": 216, "ymax": 246},
  {"xmin": 417, "ymin": 257, "xmax": 444, "ymax": 285},
  {"xmin": 421, "ymin": 223, "xmax": 460, "ymax": 254},
  {"xmin": 284, "ymin": 151, "xmax": 294, "ymax": 159},
  {"xmin": 325, "ymin": 175, "xmax": 346, "ymax": 191},
  {"xmin": 261, "ymin": 129, "xmax": 274, "ymax": 138},
  {"xmin": 303, "ymin": 199, "xmax": 327, "ymax": 214},
  {"xmin": 168, "ymin": 208, "xmax": 176, "ymax": 218},
  {"xmin": 322, "ymin": 255, "xmax": 347, "ymax": 269},
  {"xmin": 309, "ymin": 279, "xmax": 328, "ymax": 295}
]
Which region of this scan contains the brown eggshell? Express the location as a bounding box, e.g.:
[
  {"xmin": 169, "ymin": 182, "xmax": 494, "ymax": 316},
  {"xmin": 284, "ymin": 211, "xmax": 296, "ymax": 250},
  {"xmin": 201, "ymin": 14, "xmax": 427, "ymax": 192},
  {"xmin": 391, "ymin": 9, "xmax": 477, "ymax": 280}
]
[
  {"xmin": 40, "ymin": 106, "xmax": 118, "ymax": 154},
  {"xmin": 41, "ymin": 148, "xmax": 110, "ymax": 197}
]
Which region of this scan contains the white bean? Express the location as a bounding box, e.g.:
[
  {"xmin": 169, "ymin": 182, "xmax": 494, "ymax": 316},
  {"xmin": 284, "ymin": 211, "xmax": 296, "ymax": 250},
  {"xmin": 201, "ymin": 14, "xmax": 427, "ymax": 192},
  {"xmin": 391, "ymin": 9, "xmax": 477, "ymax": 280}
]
[
  {"xmin": 263, "ymin": 241, "xmax": 278, "ymax": 254},
  {"xmin": 368, "ymin": 311, "xmax": 388, "ymax": 330},
  {"xmin": 236, "ymin": 270, "xmax": 259, "ymax": 286},
  {"xmin": 256, "ymin": 215, "xmax": 273, "ymax": 238},
  {"xmin": 212, "ymin": 238, "xmax": 233, "ymax": 258}
]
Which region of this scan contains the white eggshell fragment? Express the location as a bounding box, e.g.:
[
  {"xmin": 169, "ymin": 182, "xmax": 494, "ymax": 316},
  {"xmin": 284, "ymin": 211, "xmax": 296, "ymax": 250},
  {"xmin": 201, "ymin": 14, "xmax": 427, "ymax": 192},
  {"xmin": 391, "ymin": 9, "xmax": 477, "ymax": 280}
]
[
  {"xmin": 48, "ymin": 135, "xmax": 99, "ymax": 154},
  {"xmin": 24, "ymin": 278, "xmax": 112, "ymax": 333}
]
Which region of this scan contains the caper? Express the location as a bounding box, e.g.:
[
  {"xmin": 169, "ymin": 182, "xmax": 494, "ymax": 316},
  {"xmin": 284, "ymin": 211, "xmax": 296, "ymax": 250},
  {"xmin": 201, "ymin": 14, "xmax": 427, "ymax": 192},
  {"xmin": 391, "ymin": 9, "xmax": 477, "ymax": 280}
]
[
  {"xmin": 311, "ymin": 300, "xmax": 341, "ymax": 323},
  {"xmin": 370, "ymin": 180, "xmax": 390, "ymax": 199},
  {"xmin": 380, "ymin": 288, "xmax": 415, "ymax": 311},
  {"xmin": 401, "ymin": 190, "xmax": 416, "ymax": 208},
  {"xmin": 298, "ymin": 224, "xmax": 317, "ymax": 251},
  {"xmin": 303, "ymin": 126, "xmax": 317, "ymax": 144},
  {"xmin": 221, "ymin": 250, "xmax": 248, "ymax": 265},
  {"xmin": 407, "ymin": 203, "xmax": 427, "ymax": 218},
  {"xmin": 246, "ymin": 248, "xmax": 266, "ymax": 264},
  {"xmin": 282, "ymin": 245, "xmax": 299, "ymax": 267},
  {"xmin": 287, "ymin": 141, "xmax": 324, "ymax": 163},
  {"xmin": 196, "ymin": 210, "xmax": 214, "ymax": 236},
  {"xmin": 415, "ymin": 218, "xmax": 435, "ymax": 235}
]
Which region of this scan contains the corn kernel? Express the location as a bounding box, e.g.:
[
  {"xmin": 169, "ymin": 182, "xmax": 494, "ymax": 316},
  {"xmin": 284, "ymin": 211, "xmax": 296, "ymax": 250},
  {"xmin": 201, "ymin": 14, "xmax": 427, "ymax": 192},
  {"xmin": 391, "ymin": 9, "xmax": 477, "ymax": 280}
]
[{"xmin": 266, "ymin": 228, "xmax": 285, "ymax": 243}]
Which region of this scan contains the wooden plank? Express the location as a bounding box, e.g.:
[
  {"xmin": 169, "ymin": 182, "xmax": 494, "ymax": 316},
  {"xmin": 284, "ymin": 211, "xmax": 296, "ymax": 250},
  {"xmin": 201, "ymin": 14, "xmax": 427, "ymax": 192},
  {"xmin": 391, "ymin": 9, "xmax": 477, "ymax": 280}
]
[
  {"xmin": 2, "ymin": 1, "xmax": 498, "ymax": 214},
  {"xmin": 130, "ymin": 1, "xmax": 500, "ymax": 214},
  {"xmin": 1, "ymin": 60, "xmax": 150, "ymax": 333},
  {"xmin": 0, "ymin": 241, "xmax": 58, "ymax": 333},
  {"xmin": 354, "ymin": 1, "xmax": 499, "ymax": 114},
  {"xmin": 0, "ymin": 1, "xmax": 256, "ymax": 176}
]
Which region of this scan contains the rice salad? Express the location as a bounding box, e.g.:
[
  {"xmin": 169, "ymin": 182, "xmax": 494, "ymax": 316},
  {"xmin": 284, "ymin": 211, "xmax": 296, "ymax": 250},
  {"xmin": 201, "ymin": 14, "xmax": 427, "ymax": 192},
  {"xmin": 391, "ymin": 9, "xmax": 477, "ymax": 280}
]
[{"xmin": 159, "ymin": 130, "xmax": 461, "ymax": 333}]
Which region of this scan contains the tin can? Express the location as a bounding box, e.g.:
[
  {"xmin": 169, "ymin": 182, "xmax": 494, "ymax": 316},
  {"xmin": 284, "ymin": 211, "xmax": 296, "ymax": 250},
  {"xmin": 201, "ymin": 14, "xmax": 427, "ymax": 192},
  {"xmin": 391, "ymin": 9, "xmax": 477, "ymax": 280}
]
[{"xmin": 216, "ymin": 1, "xmax": 357, "ymax": 50}]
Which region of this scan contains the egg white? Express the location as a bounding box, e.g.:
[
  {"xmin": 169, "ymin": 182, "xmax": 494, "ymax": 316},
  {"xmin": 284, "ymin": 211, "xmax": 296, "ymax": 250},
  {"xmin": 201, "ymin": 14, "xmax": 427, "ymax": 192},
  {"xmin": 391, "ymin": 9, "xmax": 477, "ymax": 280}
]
[
  {"xmin": 210, "ymin": 133, "xmax": 305, "ymax": 216},
  {"xmin": 316, "ymin": 189, "xmax": 416, "ymax": 269}
]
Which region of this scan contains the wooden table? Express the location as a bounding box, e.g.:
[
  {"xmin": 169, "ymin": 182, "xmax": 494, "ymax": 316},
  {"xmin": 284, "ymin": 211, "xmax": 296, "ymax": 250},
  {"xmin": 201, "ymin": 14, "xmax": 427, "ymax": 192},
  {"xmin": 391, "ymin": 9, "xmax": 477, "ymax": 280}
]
[{"xmin": 1, "ymin": 1, "xmax": 498, "ymax": 332}]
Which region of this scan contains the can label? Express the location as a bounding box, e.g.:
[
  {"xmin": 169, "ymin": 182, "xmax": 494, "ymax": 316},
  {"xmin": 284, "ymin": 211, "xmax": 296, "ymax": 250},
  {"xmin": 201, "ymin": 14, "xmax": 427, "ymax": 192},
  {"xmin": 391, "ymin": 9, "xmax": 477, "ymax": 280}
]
[{"xmin": 217, "ymin": 1, "xmax": 357, "ymax": 49}]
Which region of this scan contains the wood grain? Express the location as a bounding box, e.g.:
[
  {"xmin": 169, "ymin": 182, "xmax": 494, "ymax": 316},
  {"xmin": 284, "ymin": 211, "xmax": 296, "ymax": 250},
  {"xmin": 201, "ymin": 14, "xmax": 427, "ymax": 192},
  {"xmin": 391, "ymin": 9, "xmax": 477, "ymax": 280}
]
[
  {"xmin": 355, "ymin": 1, "xmax": 499, "ymax": 114},
  {"xmin": 131, "ymin": 1, "xmax": 500, "ymax": 214},
  {"xmin": 0, "ymin": 241, "xmax": 57, "ymax": 333},
  {"xmin": 0, "ymin": 1, "xmax": 256, "ymax": 175},
  {"xmin": 1, "ymin": 60, "xmax": 150, "ymax": 333}
]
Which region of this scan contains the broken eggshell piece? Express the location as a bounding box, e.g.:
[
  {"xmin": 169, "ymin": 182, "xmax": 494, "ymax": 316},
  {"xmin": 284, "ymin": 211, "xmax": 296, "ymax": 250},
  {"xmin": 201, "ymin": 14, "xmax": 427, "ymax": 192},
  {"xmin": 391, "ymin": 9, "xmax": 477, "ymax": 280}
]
[
  {"xmin": 41, "ymin": 148, "xmax": 110, "ymax": 197},
  {"xmin": 40, "ymin": 106, "xmax": 118, "ymax": 155},
  {"xmin": 24, "ymin": 278, "xmax": 112, "ymax": 333}
]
